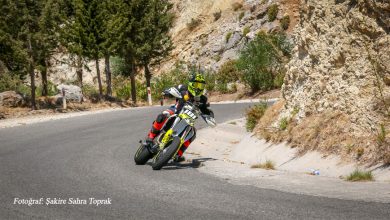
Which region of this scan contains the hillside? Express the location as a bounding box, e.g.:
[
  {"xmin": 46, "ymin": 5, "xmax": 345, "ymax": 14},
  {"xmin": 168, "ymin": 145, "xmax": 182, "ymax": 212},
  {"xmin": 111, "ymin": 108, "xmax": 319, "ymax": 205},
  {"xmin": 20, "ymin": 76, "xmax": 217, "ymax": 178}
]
[{"xmin": 255, "ymin": 0, "xmax": 390, "ymax": 165}]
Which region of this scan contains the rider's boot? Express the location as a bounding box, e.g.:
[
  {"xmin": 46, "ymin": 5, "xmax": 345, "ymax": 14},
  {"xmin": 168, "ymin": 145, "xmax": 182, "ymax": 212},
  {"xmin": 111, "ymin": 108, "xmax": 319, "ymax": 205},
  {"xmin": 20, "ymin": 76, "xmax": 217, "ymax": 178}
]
[{"xmin": 174, "ymin": 140, "xmax": 191, "ymax": 163}]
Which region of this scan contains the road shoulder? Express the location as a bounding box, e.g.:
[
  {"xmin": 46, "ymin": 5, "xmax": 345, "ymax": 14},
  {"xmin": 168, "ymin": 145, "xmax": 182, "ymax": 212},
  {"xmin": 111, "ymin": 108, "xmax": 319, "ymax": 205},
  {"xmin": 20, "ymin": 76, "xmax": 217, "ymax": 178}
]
[{"xmin": 186, "ymin": 118, "xmax": 390, "ymax": 203}]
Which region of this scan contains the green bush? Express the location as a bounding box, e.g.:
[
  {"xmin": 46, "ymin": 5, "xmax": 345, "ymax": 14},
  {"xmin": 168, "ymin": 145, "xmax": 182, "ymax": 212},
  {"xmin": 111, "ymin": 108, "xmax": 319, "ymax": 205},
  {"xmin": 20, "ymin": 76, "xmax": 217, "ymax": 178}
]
[
  {"xmin": 238, "ymin": 11, "xmax": 245, "ymax": 21},
  {"xmin": 82, "ymin": 83, "xmax": 99, "ymax": 99},
  {"xmin": 115, "ymin": 83, "xmax": 131, "ymax": 101},
  {"xmin": 273, "ymin": 72, "xmax": 285, "ymax": 88},
  {"xmin": 225, "ymin": 32, "xmax": 232, "ymax": 43},
  {"xmin": 267, "ymin": 4, "xmax": 279, "ymax": 21},
  {"xmin": 243, "ymin": 26, "xmax": 250, "ymax": 36},
  {"xmin": 280, "ymin": 15, "xmax": 290, "ymax": 30},
  {"xmin": 0, "ymin": 73, "xmax": 22, "ymax": 92},
  {"xmin": 110, "ymin": 56, "xmax": 128, "ymax": 76},
  {"xmin": 236, "ymin": 32, "xmax": 291, "ymax": 93},
  {"xmin": 246, "ymin": 102, "xmax": 268, "ymax": 132},
  {"xmin": 204, "ymin": 71, "xmax": 217, "ymax": 92},
  {"xmin": 216, "ymin": 60, "xmax": 242, "ymax": 84},
  {"xmin": 279, "ymin": 117, "xmax": 288, "ymax": 130},
  {"xmin": 346, "ymin": 169, "xmax": 374, "ymax": 182},
  {"xmin": 187, "ymin": 18, "xmax": 200, "ymax": 31}
]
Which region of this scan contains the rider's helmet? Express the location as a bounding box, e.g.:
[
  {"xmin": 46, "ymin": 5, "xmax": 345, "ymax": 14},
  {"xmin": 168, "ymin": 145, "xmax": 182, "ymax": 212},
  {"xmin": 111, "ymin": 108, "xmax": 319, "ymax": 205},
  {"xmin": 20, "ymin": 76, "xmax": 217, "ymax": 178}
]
[{"xmin": 188, "ymin": 73, "xmax": 206, "ymax": 97}]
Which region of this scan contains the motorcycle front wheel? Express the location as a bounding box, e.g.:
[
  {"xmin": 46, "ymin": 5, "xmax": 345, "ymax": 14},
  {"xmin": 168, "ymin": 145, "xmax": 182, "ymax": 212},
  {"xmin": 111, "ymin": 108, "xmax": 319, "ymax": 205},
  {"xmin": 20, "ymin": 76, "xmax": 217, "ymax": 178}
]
[
  {"xmin": 134, "ymin": 143, "xmax": 153, "ymax": 165},
  {"xmin": 151, "ymin": 137, "xmax": 181, "ymax": 170}
]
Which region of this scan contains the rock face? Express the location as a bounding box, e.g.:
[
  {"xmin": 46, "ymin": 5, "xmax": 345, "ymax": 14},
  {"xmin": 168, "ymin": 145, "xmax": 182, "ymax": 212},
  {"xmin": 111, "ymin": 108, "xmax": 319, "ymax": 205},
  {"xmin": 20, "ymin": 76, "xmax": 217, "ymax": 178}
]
[
  {"xmin": 0, "ymin": 91, "xmax": 24, "ymax": 107},
  {"xmin": 56, "ymin": 84, "xmax": 83, "ymax": 102},
  {"xmin": 157, "ymin": 0, "xmax": 300, "ymax": 73},
  {"xmin": 281, "ymin": 0, "xmax": 390, "ymax": 134}
]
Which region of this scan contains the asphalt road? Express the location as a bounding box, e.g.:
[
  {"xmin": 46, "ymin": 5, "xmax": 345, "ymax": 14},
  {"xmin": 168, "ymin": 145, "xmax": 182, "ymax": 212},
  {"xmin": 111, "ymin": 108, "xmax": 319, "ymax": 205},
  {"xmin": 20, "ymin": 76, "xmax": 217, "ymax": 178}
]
[{"xmin": 1, "ymin": 103, "xmax": 389, "ymax": 219}]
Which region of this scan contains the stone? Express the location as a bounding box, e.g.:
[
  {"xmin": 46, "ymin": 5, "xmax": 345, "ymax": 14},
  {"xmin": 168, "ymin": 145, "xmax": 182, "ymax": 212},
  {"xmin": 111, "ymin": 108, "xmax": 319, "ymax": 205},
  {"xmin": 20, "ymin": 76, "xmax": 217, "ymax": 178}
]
[
  {"xmin": 0, "ymin": 91, "xmax": 24, "ymax": 107},
  {"xmin": 56, "ymin": 84, "xmax": 83, "ymax": 102}
]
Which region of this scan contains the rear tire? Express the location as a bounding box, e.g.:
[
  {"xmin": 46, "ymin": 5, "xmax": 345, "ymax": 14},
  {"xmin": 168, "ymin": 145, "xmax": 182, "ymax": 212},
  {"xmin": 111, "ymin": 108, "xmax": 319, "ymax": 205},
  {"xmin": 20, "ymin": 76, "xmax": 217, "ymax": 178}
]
[
  {"xmin": 152, "ymin": 137, "xmax": 181, "ymax": 170},
  {"xmin": 134, "ymin": 144, "xmax": 152, "ymax": 165}
]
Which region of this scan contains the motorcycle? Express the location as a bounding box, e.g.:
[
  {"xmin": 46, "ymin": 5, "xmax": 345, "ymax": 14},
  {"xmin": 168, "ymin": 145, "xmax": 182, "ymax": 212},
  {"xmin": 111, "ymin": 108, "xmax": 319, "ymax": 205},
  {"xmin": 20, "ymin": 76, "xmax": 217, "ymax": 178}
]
[{"xmin": 134, "ymin": 87, "xmax": 216, "ymax": 170}]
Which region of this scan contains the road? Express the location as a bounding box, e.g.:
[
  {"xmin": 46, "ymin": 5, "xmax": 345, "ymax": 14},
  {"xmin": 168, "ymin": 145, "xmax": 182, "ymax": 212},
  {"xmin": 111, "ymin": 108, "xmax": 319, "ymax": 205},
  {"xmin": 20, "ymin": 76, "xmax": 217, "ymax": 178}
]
[{"xmin": 1, "ymin": 103, "xmax": 389, "ymax": 219}]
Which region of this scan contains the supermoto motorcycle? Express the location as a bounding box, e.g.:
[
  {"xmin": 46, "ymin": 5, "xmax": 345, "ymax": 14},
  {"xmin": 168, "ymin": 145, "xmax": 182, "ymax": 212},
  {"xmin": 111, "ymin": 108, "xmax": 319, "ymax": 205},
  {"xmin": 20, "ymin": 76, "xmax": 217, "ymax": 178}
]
[{"xmin": 134, "ymin": 87, "xmax": 216, "ymax": 170}]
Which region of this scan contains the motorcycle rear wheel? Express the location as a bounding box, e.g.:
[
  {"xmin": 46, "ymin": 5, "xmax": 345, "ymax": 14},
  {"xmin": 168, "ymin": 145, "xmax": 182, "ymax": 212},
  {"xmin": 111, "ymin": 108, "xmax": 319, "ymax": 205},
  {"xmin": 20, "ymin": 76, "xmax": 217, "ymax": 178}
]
[
  {"xmin": 134, "ymin": 143, "xmax": 153, "ymax": 165},
  {"xmin": 151, "ymin": 137, "xmax": 181, "ymax": 170}
]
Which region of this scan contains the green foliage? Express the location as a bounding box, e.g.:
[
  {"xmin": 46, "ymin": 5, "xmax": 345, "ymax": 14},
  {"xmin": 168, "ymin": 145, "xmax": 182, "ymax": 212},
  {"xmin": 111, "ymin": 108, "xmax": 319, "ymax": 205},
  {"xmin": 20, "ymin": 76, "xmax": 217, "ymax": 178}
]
[
  {"xmin": 280, "ymin": 15, "xmax": 290, "ymax": 30},
  {"xmin": 213, "ymin": 10, "xmax": 222, "ymax": 21},
  {"xmin": 151, "ymin": 64, "xmax": 189, "ymax": 100},
  {"xmin": 267, "ymin": 4, "xmax": 279, "ymax": 21},
  {"xmin": 238, "ymin": 11, "xmax": 245, "ymax": 21},
  {"xmin": 246, "ymin": 102, "xmax": 268, "ymax": 132},
  {"xmin": 111, "ymin": 57, "xmax": 128, "ymax": 76},
  {"xmin": 243, "ymin": 26, "xmax": 250, "ymax": 36},
  {"xmin": 225, "ymin": 32, "xmax": 233, "ymax": 43},
  {"xmin": 82, "ymin": 84, "xmax": 99, "ymax": 99},
  {"xmin": 0, "ymin": 73, "xmax": 22, "ymax": 92},
  {"xmin": 377, "ymin": 124, "xmax": 386, "ymax": 144},
  {"xmin": 232, "ymin": 2, "xmax": 243, "ymax": 11},
  {"xmin": 279, "ymin": 117, "xmax": 288, "ymax": 130},
  {"xmin": 273, "ymin": 72, "xmax": 285, "ymax": 88},
  {"xmin": 187, "ymin": 18, "xmax": 201, "ymax": 31},
  {"xmin": 216, "ymin": 60, "xmax": 242, "ymax": 84},
  {"xmin": 346, "ymin": 169, "xmax": 374, "ymax": 182},
  {"xmin": 236, "ymin": 32, "xmax": 291, "ymax": 93},
  {"xmin": 203, "ymin": 71, "xmax": 217, "ymax": 92}
]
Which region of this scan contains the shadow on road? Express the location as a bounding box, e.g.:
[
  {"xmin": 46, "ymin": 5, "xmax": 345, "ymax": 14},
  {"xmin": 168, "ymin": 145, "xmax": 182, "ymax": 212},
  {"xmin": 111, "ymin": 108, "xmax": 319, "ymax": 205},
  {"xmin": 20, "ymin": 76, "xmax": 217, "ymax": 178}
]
[{"xmin": 146, "ymin": 158, "xmax": 217, "ymax": 170}]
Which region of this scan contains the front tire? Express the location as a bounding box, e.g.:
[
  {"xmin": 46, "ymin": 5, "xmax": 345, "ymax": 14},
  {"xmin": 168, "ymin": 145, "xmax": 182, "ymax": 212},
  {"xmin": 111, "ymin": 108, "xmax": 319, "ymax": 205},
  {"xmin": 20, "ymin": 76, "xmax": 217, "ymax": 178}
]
[
  {"xmin": 152, "ymin": 137, "xmax": 181, "ymax": 170},
  {"xmin": 134, "ymin": 144, "xmax": 152, "ymax": 165}
]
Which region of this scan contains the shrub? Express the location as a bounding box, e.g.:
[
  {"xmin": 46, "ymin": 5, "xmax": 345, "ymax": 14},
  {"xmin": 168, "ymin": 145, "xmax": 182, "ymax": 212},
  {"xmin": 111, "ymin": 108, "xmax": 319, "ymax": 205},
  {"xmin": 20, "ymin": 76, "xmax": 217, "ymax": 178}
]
[
  {"xmin": 279, "ymin": 117, "xmax": 288, "ymax": 130},
  {"xmin": 225, "ymin": 32, "xmax": 233, "ymax": 43},
  {"xmin": 187, "ymin": 18, "xmax": 200, "ymax": 31},
  {"xmin": 377, "ymin": 124, "xmax": 386, "ymax": 144},
  {"xmin": 238, "ymin": 11, "xmax": 245, "ymax": 21},
  {"xmin": 267, "ymin": 4, "xmax": 279, "ymax": 21},
  {"xmin": 151, "ymin": 64, "xmax": 189, "ymax": 100},
  {"xmin": 110, "ymin": 56, "xmax": 128, "ymax": 76},
  {"xmin": 216, "ymin": 60, "xmax": 241, "ymax": 84},
  {"xmin": 216, "ymin": 83, "xmax": 229, "ymax": 94},
  {"xmin": 82, "ymin": 84, "xmax": 99, "ymax": 99},
  {"xmin": 251, "ymin": 160, "xmax": 275, "ymax": 170},
  {"xmin": 204, "ymin": 71, "xmax": 217, "ymax": 92},
  {"xmin": 243, "ymin": 26, "xmax": 250, "ymax": 36},
  {"xmin": 232, "ymin": 2, "xmax": 243, "ymax": 11},
  {"xmin": 0, "ymin": 73, "xmax": 24, "ymax": 93},
  {"xmin": 346, "ymin": 169, "xmax": 374, "ymax": 182},
  {"xmin": 246, "ymin": 102, "xmax": 268, "ymax": 132},
  {"xmin": 273, "ymin": 72, "xmax": 285, "ymax": 88},
  {"xmin": 213, "ymin": 10, "xmax": 222, "ymax": 21},
  {"xmin": 115, "ymin": 83, "xmax": 131, "ymax": 101},
  {"xmin": 280, "ymin": 15, "xmax": 290, "ymax": 30},
  {"xmin": 236, "ymin": 32, "xmax": 291, "ymax": 93}
]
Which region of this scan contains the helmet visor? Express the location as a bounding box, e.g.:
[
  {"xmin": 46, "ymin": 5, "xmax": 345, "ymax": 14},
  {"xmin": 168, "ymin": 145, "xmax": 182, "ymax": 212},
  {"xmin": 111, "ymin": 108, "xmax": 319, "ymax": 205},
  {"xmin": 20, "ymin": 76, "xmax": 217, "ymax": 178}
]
[{"xmin": 193, "ymin": 82, "xmax": 205, "ymax": 90}]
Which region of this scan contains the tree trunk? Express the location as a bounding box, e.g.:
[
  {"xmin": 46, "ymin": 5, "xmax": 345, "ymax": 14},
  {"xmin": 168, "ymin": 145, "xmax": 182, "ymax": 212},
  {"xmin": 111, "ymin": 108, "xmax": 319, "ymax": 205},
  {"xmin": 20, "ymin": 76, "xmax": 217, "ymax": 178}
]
[
  {"xmin": 95, "ymin": 57, "xmax": 103, "ymax": 99},
  {"xmin": 76, "ymin": 55, "xmax": 83, "ymax": 89},
  {"xmin": 104, "ymin": 54, "xmax": 112, "ymax": 96},
  {"xmin": 41, "ymin": 60, "xmax": 48, "ymax": 96},
  {"xmin": 29, "ymin": 63, "xmax": 36, "ymax": 110},
  {"xmin": 28, "ymin": 36, "xmax": 36, "ymax": 110},
  {"xmin": 130, "ymin": 59, "xmax": 137, "ymax": 104},
  {"xmin": 144, "ymin": 64, "xmax": 152, "ymax": 106}
]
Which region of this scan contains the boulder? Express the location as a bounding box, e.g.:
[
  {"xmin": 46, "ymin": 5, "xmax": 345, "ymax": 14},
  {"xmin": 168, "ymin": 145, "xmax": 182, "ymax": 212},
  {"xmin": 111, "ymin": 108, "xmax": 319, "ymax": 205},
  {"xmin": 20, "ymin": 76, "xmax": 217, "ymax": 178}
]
[
  {"xmin": 56, "ymin": 84, "xmax": 83, "ymax": 102},
  {"xmin": 0, "ymin": 91, "xmax": 24, "ymax": 107}
]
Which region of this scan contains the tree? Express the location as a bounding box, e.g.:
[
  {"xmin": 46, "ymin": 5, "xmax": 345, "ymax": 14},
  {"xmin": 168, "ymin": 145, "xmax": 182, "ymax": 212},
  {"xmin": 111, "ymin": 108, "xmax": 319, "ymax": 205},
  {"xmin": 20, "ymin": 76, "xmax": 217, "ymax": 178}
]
[
  {"xmin": 236, "ymin": 32, "xmax": 291, "ymax": 93},
  {"xmin": 0, "ymin": 0, "xmax": 50, "ymax": 110},
  {"xmin": 135, "ymin": 0, "xmax": 174, "ymax": 105}
]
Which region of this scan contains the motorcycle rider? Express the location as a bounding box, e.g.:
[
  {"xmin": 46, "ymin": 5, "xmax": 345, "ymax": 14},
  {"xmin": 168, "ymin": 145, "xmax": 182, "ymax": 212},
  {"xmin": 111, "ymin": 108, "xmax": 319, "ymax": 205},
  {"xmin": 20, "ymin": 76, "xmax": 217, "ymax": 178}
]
[{"xmin": 146, "ymin": 73, "xmax": 213, "ymax": 162}]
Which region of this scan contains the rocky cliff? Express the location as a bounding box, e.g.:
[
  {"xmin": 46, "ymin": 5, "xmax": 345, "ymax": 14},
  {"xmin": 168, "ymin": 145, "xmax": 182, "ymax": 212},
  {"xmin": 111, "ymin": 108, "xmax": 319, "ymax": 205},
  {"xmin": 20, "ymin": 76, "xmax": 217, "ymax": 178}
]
[
  {"xmin": 157, "ymin": 0, "xmax": 299, "ymax": 73},
  {"xmin": 258, "ymin": 0, "xmax": 390, "ymax": 164}
]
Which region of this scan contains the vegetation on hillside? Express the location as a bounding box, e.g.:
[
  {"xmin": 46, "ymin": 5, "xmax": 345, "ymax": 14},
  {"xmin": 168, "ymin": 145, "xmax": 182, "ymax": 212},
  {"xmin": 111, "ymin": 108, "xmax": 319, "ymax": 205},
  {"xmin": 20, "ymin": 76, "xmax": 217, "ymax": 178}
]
[{"xmin": 0, "ymin": 0, "xmax": 174, "ymax": 108}]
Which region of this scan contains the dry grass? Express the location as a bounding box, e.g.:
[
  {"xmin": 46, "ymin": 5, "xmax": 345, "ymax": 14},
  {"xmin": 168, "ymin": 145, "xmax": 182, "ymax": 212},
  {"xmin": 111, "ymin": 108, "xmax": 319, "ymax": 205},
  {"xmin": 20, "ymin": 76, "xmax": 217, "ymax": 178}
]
[
  {"xmin": 251, "ymin": 160, "xmax": 276, "ymax": 170},
  {"xmin": 255, "ymin": 102, "xmax": 377, "ymax": 162},
  {"xmin": 346, "ymin": 169, "xmax": 374, "ymax": 182}
]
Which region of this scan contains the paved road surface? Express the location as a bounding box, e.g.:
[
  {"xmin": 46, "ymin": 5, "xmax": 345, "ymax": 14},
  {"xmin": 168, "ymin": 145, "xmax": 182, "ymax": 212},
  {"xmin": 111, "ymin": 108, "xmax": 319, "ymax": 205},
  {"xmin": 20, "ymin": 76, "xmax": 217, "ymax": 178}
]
[{"xmin": 1, "ymin": 103, "xmax": 389, "ymax": 219}]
